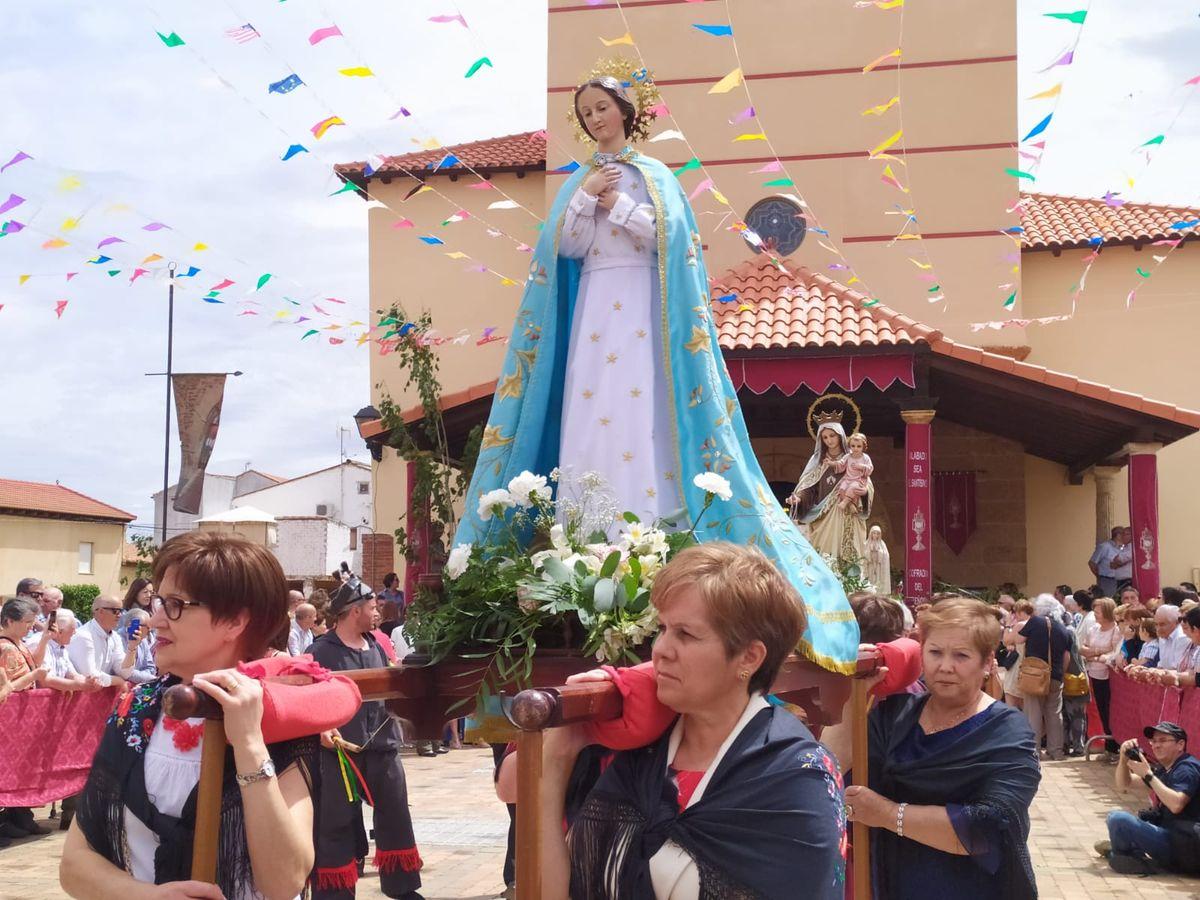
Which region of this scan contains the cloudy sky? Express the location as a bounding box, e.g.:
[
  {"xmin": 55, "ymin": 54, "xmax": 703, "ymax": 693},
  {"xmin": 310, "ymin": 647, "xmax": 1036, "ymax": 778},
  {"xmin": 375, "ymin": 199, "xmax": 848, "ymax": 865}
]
[{"xmin": 1, "ymin": 1, "xmax": 1196, "ymax": 530}]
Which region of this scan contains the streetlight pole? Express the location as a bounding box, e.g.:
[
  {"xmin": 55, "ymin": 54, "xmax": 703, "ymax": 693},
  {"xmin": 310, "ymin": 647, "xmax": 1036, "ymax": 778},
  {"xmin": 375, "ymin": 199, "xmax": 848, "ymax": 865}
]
[
  {"xmin": 144, "ymin": 263, "xmax": 242, "ymax": 543},
  {"xmin": 161, "ymin": 263, "xmax": 176, "ymax": 545}
]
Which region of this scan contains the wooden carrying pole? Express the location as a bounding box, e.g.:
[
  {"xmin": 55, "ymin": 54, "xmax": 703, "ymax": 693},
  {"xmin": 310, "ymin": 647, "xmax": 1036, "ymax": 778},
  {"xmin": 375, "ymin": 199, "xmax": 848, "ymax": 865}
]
[
  {"xmin": 162, "ymin": 669, "xmax": 408, "ymax": 885},
  {"xmin": 191, "ymin": 720, "xmax": 227, "ymax": 882},
  {"xmin": 850, "ymin": 675, "xmax": 871, "ymax": 900}
]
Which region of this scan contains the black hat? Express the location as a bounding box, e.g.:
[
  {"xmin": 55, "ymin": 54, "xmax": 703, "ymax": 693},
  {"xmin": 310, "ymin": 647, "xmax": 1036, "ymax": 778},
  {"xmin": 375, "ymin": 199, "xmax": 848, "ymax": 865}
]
[
  {"xmin": 328, "ymin": 576, "xmax": 374, "ymax": 618},
  {"xmin": 1143, "ymin": 721, "xmax": 1187, "ymax": 741}
]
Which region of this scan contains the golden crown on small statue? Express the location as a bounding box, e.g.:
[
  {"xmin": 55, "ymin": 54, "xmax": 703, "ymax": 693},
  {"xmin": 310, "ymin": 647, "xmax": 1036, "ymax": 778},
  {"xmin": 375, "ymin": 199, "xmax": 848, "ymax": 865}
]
[
  {"xmin": 806, "ymin": 392, "xmax": 862, "ymax": 440},
  {"xmin": 567, "ymin": 56, "xmax": 663, "ymax": 147}
]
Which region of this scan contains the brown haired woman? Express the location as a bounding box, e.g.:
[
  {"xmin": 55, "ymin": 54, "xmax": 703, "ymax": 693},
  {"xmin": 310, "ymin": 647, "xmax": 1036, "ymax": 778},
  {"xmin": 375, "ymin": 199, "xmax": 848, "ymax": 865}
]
[
  {"xmin": 118, "ymin": 577, "xmax": 155, "ymax": 643},
  {"xmin": 538, "ymin": 542, "xmax": 847, "ymax": 899},
  {"xmin": 61, "ymin": 532, "xmax": 316, "ymax": 900},
  {"xmin": 840, "ymin": 598, "xmax": 1040, "ymax": 899}
]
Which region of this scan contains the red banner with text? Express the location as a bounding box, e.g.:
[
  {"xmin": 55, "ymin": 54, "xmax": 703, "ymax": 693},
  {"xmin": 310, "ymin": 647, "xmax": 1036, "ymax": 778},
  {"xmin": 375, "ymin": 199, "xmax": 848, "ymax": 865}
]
[
  {"xmin": 1127, "ymin": 453, "xmax": 1160, "ymax": 598},
  {"xmin": 904, "ymin": 419, "xmax": 933, "ymax": 605}
]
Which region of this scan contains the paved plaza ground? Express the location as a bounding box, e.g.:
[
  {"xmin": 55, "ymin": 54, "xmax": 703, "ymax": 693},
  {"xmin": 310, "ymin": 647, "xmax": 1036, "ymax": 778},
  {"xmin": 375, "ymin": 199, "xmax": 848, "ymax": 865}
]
[{"xmin": 2, "ymin": 747, "xmax": 1198, "ymax": 899}]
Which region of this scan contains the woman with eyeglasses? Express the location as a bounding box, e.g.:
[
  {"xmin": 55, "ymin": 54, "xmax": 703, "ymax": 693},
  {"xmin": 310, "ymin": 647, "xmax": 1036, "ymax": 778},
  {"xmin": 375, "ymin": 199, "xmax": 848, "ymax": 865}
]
[{"xmin": 61, "ymin": 531, "xmax": 317, "ymax": 900}]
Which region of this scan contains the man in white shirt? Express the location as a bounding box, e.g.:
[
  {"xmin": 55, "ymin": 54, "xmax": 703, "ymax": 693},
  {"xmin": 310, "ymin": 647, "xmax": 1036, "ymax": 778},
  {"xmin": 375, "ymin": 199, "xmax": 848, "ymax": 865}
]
[
  {"xmin": 1089, "ymin": 527, "xmax": 1132, "ymax": 597},
  {"xmin": 288, "ymin": 603, "xmax": 316, "ymax": 656},
  {"xmin": 39, "ymin": 610, "xmax": 102, "ymax": 692},
  {"xmin": 1154, "ymin": 605, "xmax": 1192, "ymax": 671},
  {"xmin": 67, "ymin": 596, "xmax": 128, "ymax": 689}
]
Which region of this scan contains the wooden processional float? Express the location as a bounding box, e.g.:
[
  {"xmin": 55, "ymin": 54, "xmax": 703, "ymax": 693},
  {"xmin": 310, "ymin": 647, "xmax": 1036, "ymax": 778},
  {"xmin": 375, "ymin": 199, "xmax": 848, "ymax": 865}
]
[{"xmin": 164, "ymin": 648, "xmax": 879, "ymax": 900}]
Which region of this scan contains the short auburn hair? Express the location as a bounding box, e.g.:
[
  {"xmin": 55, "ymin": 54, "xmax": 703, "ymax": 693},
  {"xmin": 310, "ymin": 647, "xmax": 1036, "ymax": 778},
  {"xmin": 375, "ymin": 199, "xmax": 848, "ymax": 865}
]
[
  {"xmin": 651, "ymin": 542, "xmax": 806, "ymax": 694},
  {"xmin": 849, "ymin": 593, "xmax": 904, "ymax": 643},
  {"xmin": 1014, "ymin": 599, "xmax": 1035, "ymax": 616},
  {"xmin": 152, "ymin": 531, "xmax": 288, "ymax": 660},
  {"xmin": 917, "ymin": 597, "xmax": 1001, "ymax": 660},
  {"xmin": 1094, "ymin": 597, "xmax": 1117, "ymax": 624}
]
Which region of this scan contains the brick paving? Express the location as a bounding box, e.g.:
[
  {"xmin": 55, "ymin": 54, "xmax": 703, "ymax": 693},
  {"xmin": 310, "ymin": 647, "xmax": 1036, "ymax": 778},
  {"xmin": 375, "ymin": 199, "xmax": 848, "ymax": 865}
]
[{"xmin": 2, "ymin": 747, "xmax": 1197, "ymax": 899}]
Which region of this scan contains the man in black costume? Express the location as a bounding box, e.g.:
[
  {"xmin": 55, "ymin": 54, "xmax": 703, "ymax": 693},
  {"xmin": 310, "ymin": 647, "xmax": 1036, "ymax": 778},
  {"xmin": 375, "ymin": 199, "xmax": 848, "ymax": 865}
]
[{"xmin": 311, "ymin": 577, "xmax": 423, "ymax": 900}]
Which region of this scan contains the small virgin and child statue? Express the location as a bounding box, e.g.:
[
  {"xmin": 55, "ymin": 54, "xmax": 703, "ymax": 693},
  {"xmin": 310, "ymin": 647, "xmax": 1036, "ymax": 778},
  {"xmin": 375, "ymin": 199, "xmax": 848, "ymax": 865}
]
[{"xmin": 787, "ymin": 413, "xmax": 880, "ymax": 575}]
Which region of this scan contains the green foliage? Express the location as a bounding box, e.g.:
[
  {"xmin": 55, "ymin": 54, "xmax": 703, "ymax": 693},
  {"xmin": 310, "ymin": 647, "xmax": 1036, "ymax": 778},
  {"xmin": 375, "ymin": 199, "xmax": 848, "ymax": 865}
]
[
  {"xmin": 58, "ymin": 583, "xmax": 101, "ymax": 622},
  {"xmin": 824, "ymin": 553, "xmax": 877, "ymax": 596},
  {"xmin": 120, "ymin": 533, "xmax": 157, "ymax": 587},
  {"xmin": 375, "ymin": 306, "xmax": 479, "ymax": 572}
]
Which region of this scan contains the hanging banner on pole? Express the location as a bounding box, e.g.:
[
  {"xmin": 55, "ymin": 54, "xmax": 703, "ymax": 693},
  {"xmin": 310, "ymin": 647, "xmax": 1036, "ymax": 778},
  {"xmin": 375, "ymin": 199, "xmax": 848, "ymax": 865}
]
[
  {"xmin": 1128, "ymin": 451, "xmax": 1160, "ymax": 598},
  {"xmin": 172, "ymin": 374, "xmax": 227, "ymax": 514},
  {"xmin": 932, "ymin": 470, "xmax": 977, "ymax": 555},
  {"xmin": 902, "ymin": 412, "xmax": 934, "ymax": 605}
]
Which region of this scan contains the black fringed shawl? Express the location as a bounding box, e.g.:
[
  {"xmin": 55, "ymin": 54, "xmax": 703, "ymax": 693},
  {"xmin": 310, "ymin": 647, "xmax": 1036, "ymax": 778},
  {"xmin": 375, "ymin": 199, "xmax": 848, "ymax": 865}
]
[
  {"xmin": 867, "ymin": 694, "xmax": 1041, "ymax": 900},
  {"xmin": 77, "ymin": 677, "xmax": 316, "ymax": 899},
  {"xmin": 568, "ymin": 704, "xmax": 846, "ymax": 899}
]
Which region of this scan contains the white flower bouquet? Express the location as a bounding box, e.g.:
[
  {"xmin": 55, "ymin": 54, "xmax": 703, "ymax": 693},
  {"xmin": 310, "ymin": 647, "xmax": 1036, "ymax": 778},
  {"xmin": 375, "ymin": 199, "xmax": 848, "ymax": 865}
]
[{"xmin": 405, "ymin": 468, "xmax": 733, "ymax": 681}]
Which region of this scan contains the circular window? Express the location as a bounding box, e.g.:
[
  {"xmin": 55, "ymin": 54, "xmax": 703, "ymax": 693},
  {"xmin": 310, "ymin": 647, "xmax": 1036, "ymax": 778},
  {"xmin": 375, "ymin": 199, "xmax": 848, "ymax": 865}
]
[{"xmin": 743, "ymin": 195, "xmax": 807, "ymax": 256}]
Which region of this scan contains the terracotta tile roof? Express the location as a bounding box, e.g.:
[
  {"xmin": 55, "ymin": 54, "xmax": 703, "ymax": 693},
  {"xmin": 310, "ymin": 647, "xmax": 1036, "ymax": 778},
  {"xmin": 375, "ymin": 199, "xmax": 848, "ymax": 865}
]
[
  {"xmin": 1020, "ymin": 193, "xmax": 1200, "ymax": 251},
  {"xmin": 0, "ymin": 478, "xmax": 135, "ymax": 522},
  {"xmin": 123, "ymin": 542, "xmax": 147, "ymax": 565},
  {"xmin": 710, "ymin": 255, "xmax": 939, "ymax": 351},
  {"xmin": 335, "ymin": 131, "xmax": 547, "ymax": 181},
  {"xmin": 714, "ymin": 255, "xmax": 1200, "ymax": 428}
]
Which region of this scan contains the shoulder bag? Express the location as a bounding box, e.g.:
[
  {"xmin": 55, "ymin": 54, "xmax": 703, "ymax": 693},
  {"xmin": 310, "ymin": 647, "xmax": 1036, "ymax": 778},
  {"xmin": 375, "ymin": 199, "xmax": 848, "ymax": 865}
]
[{"xmin": 1016, "ymin": 618, "xmax": 1052, "ymax": 697}]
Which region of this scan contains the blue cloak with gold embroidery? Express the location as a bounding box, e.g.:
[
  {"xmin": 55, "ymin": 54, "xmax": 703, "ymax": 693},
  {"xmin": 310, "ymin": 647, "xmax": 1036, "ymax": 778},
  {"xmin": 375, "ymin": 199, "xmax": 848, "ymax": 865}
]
[{"xmin": 453, "ymin": 151, "xmax": 858, "ymax": 674}]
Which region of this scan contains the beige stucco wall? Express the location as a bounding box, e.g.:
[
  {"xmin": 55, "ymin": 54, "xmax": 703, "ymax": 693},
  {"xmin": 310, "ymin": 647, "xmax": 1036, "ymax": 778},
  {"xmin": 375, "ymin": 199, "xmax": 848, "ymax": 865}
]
[
  {"xmin": 0, "ymin": 515, "xmax": 127, "ymax": 596},
  {"xmin": 195, "ymin": 519, "xmax": 272, "ymax": 546},
  {"xmin": 546, "ymin": 0, "xmax": 1017, "ymax": 339},
  {"xmin": 1022, "ymin": 247, "xmax": 1200, "ymax": 587},
  {"xmin": 368, "ymin": 171, "xmax": 548, "ymax": 564}
]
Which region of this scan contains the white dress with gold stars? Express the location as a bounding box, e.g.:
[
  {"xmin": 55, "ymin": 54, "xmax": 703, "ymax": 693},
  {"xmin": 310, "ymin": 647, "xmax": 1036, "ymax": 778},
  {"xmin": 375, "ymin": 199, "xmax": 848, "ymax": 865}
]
[{"xmin": 558, "ymin": 159, "xmax": 679, "ymax": 522}]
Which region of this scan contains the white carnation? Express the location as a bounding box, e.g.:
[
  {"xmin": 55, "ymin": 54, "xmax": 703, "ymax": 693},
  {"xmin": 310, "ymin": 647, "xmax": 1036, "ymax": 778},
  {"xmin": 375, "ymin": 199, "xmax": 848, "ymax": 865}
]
[
  {"xmin": 693, "ymin": 471, "xmax": 733, "ymax": 501},
  {"xmin": 445, "ymin": 543, "xmax": 472, "ymax": 580},
  {"xmin": 478, "ymin": 488, "xmax": 515, "ymax": 521},
  {"xmin": 507, "ymin": 470, "xmax": 551, "ymax": 507}
]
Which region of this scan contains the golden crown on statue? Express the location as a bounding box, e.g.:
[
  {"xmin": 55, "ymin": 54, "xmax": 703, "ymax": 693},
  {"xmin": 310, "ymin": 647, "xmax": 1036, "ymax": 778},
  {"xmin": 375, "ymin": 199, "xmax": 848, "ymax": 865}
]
[
  {"xmin": 568, "ymin": 56, "xmax": 663, "ymax": 147},
  {"xmin": 806, "ymin": 392, "xmax": 862, "ymax": 440}
]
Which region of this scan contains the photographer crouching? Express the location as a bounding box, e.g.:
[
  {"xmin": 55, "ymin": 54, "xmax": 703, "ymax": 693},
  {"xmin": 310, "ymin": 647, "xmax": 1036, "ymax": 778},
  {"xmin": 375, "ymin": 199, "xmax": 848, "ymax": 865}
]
[{"xmin": 1098, "ymin": 721, "xmax": 1200, "ymax": 876}]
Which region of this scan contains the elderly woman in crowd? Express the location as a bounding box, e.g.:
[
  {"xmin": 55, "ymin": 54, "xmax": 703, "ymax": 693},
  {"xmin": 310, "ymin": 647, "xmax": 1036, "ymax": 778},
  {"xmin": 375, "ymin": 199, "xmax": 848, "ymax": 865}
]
[
  {"xmin": 61, "ymin": 532, "xmax": 316, "ymax": 900},
  {"xmin": 1, "ymin": 597, "xmax": 49, "ymax": 692},
  {"xmin": 537, "ymin": 542, "xmax": 847, "ymax": 899},
  {"xmin": 840, "ymin": 598, "xmax": 1041, "ymax": 899},
  {"xmin": 0, "ymin": 597, "xmax": 53, "ymax": 840},
  {"xmin": 118, "ymin": 608, "xmax": 157, "ymax": 684},
  {"xmin": 1080, "ymin": 597, "xmax": 1122, "ymax": 754}
]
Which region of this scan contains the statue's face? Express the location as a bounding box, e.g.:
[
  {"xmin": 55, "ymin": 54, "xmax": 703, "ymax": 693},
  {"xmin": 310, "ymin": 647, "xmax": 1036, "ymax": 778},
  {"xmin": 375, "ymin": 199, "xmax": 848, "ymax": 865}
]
[
  {"xmin": 869, "ymin": 526, "xmax": 882, "ymax": 539},
  {"xmin": 576, "ymin": 86, "xmax": 626, "ymax": 142},
  {"xmin": 821, "ymin": 427, "xmax": 841, "ymax": 451}
]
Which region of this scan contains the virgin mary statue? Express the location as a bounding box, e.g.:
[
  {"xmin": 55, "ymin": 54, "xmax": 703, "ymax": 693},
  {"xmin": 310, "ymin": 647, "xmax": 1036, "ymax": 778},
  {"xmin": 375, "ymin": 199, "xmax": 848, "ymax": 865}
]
[
  {"xmin": 788, "ymin": 420, "xmax": 873, "ymax": 564},
  {"xmin": 452, "ymin": 67, "xmax": 858, "ymax": 674}
]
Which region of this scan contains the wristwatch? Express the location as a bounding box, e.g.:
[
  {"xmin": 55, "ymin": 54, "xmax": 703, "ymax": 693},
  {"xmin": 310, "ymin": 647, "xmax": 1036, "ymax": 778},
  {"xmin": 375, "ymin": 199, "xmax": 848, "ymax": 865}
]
[
  {"xmin": 1142, "ymin": 773, "xmax": 1154, "ymax": 788},
  {"xmin": 236, "ymin": 757, "xmax": 277, "ymax": 787}
]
